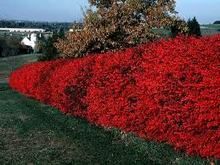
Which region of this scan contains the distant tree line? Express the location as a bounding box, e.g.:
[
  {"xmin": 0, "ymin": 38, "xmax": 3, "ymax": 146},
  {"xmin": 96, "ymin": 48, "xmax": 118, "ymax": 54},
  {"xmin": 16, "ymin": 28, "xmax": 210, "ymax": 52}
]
[
  {"xmin": 213, "ymin": 21, "xmax": 220, "ymax": 24},
  {"xmin": 0, "ymin": 20, "xmax": 82, "ymax": 32}
]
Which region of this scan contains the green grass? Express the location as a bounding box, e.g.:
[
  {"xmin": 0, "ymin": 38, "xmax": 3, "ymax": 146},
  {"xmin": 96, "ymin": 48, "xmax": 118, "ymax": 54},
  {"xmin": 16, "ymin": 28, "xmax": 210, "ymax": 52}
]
[
  {"xmin": 201, "ymin": 24, "xmax": 220, "ymax": 29},
  {"xmin": 0, "ymin": 54, "xmax": 39, "ymax": 83},
  {"xmin": 152, "ymin": 24, "xmax": 220, "ymax": 38},
  {"xmin": 0, "ymin": 55, "xmax": 216, "ymax": 164},
  {"xmin": 200, "ymin": 24, "xmax": 220, "ymax": 36}
]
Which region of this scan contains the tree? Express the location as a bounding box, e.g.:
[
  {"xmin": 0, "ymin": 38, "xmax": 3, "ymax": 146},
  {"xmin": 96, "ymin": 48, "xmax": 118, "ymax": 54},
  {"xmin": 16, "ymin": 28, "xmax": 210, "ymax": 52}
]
[
  {"xmin": 0, "ymin": 37, "xmax": 21, "ymax": 57},
  {"xmin": 56, "ymin": 0, "xmax": 188, "ymax": 58},
  {"xmin": 187, "ymin": 17, "xmax": 201, "ymax": 37},
  {"xmin": 0, "ymin": 39, "xmax": 7, "ymax": 57},
  {"xmin": 170, "ymin": 19, "xmax": 188, "ymax": 37},
  {"xmin": 38, "ymin": 30, "xmax": 65, "ymax": 61}
]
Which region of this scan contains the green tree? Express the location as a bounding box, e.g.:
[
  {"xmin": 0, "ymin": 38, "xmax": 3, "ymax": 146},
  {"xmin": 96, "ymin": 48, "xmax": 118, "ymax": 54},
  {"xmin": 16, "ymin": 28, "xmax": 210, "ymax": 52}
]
[
  {"xmin": 187, "ymin": 17, "xmax": 201, "ymax": 36},
  {"xmin": 38, "ymin": 30, "xmax": 65, "ymax": 61},
  {"xmin": 0, "ymin": 37, "xmax": 21, "ymax": 57}
]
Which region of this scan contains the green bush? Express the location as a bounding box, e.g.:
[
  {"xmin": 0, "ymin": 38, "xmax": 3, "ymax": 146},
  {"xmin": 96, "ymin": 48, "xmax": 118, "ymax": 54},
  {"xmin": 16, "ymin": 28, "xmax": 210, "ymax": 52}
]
[
  {"xmin": 0, "ymin": 37, "xmax": 31, "ymax": 57},
  {"xmin": 38, "ymin": 30, "xmax": 64, "ymax": 61}
]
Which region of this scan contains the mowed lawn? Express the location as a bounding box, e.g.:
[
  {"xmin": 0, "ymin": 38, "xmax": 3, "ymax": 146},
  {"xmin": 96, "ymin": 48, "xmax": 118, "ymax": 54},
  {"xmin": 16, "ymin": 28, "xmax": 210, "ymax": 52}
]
[
  {"xmin": 201, "ymin": 24, "xmax": 220, "ymax": 36},
  {"xmin": 0, "ymin": 54, "xmax": 213, "ymax": 164}
]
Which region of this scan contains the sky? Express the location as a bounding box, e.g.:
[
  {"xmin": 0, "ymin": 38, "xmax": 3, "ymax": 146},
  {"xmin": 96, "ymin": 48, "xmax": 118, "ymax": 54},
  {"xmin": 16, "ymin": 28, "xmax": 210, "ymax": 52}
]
[{"xmin": 0, "ymin": 0, "xmax": 219, "ymax": 24}]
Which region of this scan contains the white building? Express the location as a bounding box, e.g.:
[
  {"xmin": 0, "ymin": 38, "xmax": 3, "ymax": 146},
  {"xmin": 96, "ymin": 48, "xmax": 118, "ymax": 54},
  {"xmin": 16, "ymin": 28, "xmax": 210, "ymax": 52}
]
[
  {"xmin": 69, "ymin": 28, "xmax": 82, "ymax": 32},
  {"xmin": 21, "ymin": 33, "xmax": 38, "ymax": 50},
  {"xmin": 0, "ymin": 28, "xmax": 45, "ymax": 33}
]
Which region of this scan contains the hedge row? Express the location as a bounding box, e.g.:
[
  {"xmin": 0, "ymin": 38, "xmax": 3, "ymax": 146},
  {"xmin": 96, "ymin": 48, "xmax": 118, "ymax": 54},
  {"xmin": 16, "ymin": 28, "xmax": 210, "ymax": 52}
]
[{"xmin": 9, "ymin": 35, "xmax": 220, "ymax": 158}]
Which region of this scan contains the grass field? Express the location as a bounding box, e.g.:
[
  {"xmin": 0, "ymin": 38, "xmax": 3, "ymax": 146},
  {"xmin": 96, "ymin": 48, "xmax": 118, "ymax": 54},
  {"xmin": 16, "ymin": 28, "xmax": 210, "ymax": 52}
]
[
  {"xmin": 152, "ymin": 24, "xmax": 220, "ymax": 37},
  {"xmin": 201, "ymin": 24, "xmax": 220, "ymax": 36},
  {"xmin": 0, "ymin": 55, "xmax": 216, "ymax": 164}
]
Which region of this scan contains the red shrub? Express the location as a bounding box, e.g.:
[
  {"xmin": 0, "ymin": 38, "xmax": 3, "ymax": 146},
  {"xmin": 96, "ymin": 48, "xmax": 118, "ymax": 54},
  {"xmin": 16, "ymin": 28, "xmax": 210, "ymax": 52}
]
[{"xmin": 9, "ymin": 35, "xmax": 220, "ymax": 158}]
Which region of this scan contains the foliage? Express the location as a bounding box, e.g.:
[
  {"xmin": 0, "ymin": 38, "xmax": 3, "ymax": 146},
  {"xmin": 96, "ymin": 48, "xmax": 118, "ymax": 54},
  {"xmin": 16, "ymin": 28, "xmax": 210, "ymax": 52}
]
[
  {"xmin": 10, "ymin": 35, "xmax": 220, "ymax": 159},
  {"xmin": 170, "ymin": 19, "xmax": 188, "ymax": 37},
  {"xmin": 187, "ymin": 17, "xmax": 201, "ymax": 36},
  {"xmin": 0, "ymin": 37, "xmax": 31, "ymax": 57},
  {"xmin": 38, "ymin": 31, "xmax": 64, "ymax": 61},
  {"xmin": 171, "ymin": 17, "xmax": 201, "ymax": 37},
  {"xmin": 1, "ymin": 53, "xmax": 210, "ymax": 165},
  {"xmin": 56, "ymin": 0, "xmax": 188, "ymax": 58}
]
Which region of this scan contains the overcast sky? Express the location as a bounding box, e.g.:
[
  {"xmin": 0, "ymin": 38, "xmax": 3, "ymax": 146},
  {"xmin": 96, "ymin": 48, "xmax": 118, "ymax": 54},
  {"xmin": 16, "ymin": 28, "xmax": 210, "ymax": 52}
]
[{"xmin": 0, "ymin": 0, "xmax": 219, "ymax": 24}]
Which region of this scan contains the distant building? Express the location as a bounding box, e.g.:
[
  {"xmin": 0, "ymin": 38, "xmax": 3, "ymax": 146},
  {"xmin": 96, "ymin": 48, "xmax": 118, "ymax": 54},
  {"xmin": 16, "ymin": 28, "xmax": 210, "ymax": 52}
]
[
  {"xmin": 21, "ymin": 33, "xmax": 38, "ymax": 50},
  {"xmin": 0, "ymin": 28, "xmax": 45, "ymax": 33},
  {"xmin": 69, "ymin": 28, "xmax": 82, "ymax": 32},
  {"xmin": 69, "ymin": 28, "xmax": 74, "ymax": 32}
]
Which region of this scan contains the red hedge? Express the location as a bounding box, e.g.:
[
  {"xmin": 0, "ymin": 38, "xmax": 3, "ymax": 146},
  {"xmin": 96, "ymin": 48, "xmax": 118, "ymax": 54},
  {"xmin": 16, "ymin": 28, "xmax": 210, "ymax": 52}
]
[{"xmin": 9, "ymin": 35, "xmax": 220, "ymax": 158}]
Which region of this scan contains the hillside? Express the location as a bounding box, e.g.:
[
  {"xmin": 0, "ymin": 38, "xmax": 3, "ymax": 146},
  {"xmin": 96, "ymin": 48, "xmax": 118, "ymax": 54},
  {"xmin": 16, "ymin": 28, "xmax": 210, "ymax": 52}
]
[{"xmin": 9, "ymin": 35, "xmax": 220, "ymax": 159}]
